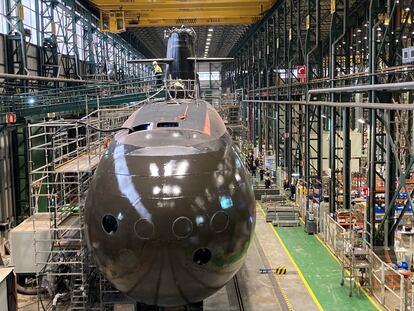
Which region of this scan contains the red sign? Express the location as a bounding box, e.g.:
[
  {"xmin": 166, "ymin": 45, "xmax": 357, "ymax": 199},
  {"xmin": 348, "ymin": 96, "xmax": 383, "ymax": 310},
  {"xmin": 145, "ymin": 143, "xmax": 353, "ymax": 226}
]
[
  {"xmin": 297, "ymin": 65, "xmax": 307, "ymax": 82},
  {"xmin": 6, "ymin": 113, "xmax": 16, "ymax": 124}
]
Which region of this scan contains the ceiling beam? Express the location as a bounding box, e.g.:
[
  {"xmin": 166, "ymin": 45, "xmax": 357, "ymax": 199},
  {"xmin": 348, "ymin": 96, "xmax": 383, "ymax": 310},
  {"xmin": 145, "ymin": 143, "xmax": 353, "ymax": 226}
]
[
  {"xmin": 126, "ymin": 17, "xmax": 261, "ymax": 27},
  {"xmin": 87, "ymin": 0, "xmax": 277, "ymax": 26},
  {"xmin": 124, "ymin": 8, "xmax": 267, "ymax": 19},
  {"xmin": 97, "ymin": 3, "xmax": 273, "ymax": 11},
  {"xmin": 91, "ymin": 0, "xmax": 274, "ymax": 6}
]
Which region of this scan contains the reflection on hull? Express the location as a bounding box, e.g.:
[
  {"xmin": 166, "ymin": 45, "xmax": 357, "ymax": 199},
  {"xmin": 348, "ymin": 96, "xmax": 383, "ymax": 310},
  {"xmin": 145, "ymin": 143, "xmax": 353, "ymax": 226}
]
[{"xmin": 85, "ymin": 99, "xmax": 256, "ymax": 307}]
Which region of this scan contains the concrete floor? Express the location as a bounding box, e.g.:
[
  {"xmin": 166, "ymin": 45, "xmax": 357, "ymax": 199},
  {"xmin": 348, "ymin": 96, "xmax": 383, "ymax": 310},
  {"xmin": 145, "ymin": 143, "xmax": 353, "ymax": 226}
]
[
  {"xmin": 254, "ymin": 208, "xmax": 320, "ymax": 311},
  {"xmin": 204, "ymin": 231, "xmax": 288, "ymax": 310},
  {"xmin": 17, "ymin": 294, "xmax": 39, "ymax": 311}
]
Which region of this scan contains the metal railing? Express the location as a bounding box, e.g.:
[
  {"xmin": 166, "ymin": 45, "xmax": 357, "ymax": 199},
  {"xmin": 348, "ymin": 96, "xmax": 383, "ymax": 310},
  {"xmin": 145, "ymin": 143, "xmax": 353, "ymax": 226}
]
[
  {"xmin": 0, "ymin": 75, "xmax": 163, "ymax": 116},
  {"xmin": 323, "ymin": 214, "xmax": 412, "ymax": 311}
]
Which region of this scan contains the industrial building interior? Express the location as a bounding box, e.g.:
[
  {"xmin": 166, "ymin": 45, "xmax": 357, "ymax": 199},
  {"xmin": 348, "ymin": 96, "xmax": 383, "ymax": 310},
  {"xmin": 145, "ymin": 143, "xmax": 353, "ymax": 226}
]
[{"xmin": 1, "ymin": 0, "xmax": 414, "ymax": 310}]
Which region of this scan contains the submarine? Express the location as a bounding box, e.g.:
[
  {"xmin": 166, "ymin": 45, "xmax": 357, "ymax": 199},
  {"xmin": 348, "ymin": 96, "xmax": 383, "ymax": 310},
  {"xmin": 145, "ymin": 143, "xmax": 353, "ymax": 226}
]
[{"xmin": 84, "ymin": 27, "xmax": 256, "ymax": 308}]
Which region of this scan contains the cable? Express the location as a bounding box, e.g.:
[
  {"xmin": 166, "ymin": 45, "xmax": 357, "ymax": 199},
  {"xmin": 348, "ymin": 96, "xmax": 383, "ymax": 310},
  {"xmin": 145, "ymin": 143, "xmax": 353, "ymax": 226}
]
[{"xmin": 75, "ymin": 120, "xmax": 133, "ymax": 133}]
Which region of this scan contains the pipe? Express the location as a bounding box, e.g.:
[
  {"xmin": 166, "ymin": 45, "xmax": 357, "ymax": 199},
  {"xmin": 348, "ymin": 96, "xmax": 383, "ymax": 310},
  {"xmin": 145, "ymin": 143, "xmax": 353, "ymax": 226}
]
[
  {"xmin": 308, "ymin": 81, "xmax": 414, "ymax": 94},
  {"xmin": 242, "ymin": 99, "xmax": 414, "ymax": 111}
]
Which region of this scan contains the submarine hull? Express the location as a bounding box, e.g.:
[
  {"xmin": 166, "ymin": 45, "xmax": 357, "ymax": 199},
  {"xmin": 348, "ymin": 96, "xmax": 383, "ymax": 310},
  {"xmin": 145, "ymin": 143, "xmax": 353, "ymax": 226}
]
[{"xmin": 85, "ymin": 110, "xmax": 256, "ymax": 306}]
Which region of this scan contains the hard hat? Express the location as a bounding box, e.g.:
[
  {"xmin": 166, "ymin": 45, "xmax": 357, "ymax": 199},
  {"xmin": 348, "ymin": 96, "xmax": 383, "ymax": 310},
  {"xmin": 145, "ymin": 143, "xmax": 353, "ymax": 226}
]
[{"xmin": 152, "ymin": 61, "xmax": 157, "ymax": 66}]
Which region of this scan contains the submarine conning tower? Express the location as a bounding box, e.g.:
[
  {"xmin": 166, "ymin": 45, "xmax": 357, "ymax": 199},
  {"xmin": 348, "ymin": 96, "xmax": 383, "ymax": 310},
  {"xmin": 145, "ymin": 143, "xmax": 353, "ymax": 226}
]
[{"xmin": 165, "ymin": 27, "xmax": 196, "ymax": 81}]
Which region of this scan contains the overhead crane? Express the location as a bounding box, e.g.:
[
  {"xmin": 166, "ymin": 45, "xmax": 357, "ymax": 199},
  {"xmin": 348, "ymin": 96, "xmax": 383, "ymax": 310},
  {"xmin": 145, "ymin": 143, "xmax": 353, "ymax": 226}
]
[{"xmin": 87, "ymin": 0, "xmax": 277, "ymax": 27}]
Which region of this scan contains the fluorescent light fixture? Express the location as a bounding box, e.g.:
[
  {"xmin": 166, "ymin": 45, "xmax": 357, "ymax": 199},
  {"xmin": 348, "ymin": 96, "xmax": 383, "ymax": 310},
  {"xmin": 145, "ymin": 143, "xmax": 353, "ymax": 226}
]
[
  {"xmin": 206, "ymin": 38, "xmax": 211, "ymax": 41},
  {"xmin": 207, "ymin": 33, "xmax": 212, "ymax": 37},
  {"xmin": 321, "ymin": 114, "xmax": 327, "ymax": 118},
  {"xmin": 357, "ymin": 118, "xmax": 365, "ymax": 124},
  {"xmin": 208, "ymin": 28, "xmax": 214, "ymax": 32}
]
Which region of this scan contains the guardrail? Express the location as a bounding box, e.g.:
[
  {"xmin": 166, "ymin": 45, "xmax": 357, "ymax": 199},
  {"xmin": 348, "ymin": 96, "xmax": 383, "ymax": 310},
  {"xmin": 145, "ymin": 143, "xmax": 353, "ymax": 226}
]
[
  {"xmin": 0, "ymin": 75, "xmax": 164, "ymax": 117},
  {"xmin": 323, "ymin": 214, "xmax": 412, "ymax": 311},
  {"xmin": 0, "ymin": 76, "xmax": 203, "ymax": 120}
]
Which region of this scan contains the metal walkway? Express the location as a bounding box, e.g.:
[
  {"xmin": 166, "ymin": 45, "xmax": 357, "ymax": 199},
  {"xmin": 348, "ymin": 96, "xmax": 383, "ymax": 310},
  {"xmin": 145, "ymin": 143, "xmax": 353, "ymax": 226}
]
[{"xmin": 1, "ymin": 76, "xmax": 165, "ymax": 119}]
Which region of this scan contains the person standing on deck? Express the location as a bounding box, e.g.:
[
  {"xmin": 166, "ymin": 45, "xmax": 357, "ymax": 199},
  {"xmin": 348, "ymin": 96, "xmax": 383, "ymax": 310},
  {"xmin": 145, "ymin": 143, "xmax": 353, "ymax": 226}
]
[{"xmin": 153, "ymin": 61, "xmax": 163, "ymax": 87}]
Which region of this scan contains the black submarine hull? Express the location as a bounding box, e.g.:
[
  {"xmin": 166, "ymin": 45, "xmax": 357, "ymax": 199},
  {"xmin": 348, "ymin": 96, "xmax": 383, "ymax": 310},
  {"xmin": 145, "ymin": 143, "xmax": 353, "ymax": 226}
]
[{"xmin": 85, "ymin": 100, "xmax": 256, "ymax": 307}]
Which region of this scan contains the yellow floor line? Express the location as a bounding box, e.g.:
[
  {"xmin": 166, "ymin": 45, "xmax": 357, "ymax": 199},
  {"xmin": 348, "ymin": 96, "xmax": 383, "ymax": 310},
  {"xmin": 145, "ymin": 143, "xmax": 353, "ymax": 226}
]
[
  {"xmin": 258, "ymin": 203, "xmax": 324, "ymax": 311},
  {"xmin": 313, "ymin": 234, "xmax": 382, "ymax": 311}
]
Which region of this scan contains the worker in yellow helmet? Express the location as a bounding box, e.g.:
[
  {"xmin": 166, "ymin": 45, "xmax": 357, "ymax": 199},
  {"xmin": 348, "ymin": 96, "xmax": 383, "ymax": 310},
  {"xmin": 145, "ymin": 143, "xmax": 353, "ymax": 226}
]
[
  {"xmin": 173, "ymin": 79, "xmax": 185, "ymax": 99},
  {"xmin": 152, "ymin": 61, "xmax": 163, "ymax": 87}
]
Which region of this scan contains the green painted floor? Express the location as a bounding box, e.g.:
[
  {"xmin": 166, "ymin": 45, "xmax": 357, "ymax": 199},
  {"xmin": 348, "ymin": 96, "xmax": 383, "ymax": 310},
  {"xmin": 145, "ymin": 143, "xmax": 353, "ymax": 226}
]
[{"xmin": 275, "ymin": 225, "xmax": 378, "ymax": 311}]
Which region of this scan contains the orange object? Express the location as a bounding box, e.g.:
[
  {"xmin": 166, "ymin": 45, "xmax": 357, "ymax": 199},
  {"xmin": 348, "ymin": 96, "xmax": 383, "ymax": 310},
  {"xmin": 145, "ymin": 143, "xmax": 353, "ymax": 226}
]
[
  {"xmin": 203, "ymin": 112, "xmax": 211, "ymax": 135},
  {"xmin": 103, "ymin": 138, "xmax": 110, "ymax": 149}
]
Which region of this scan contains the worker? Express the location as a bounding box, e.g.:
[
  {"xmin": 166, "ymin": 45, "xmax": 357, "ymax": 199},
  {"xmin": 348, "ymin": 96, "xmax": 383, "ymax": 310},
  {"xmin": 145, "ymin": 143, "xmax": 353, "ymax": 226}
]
[
  {"xmin": 173, "ymin": 79, "xmax": 185, "ymax": 98},
  {"xmin": 290, "ymin": 181, "xmax": 296, "ymax": 201},
  {"xmin": 259, "ymin": 166, "xmax": 264, "ymax": 181},
  {"xmin": 265, "ymin": 176, "xmax": 271, "ymax": 189},
  {"xmin": 283, "ymin": 179, "xmax": 289, "ymax": 191},
  {"xmin": 152, "ymin": 61, "xmax": 163, "ymax": 87}
]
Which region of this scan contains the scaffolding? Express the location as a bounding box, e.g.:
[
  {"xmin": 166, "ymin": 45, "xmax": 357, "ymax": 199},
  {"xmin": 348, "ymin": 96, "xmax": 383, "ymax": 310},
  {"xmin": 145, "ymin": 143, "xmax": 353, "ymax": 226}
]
[
  {"xmin": 217, "ymin": 95, "xmax": 247, "ymax": 149},
  {"xmin": 28, "ymin": 103, "xmax": 140, "ymax": 310},
  {"xmin": 340, "ymin": 227, "xmax": 371, "ymax": 297}
]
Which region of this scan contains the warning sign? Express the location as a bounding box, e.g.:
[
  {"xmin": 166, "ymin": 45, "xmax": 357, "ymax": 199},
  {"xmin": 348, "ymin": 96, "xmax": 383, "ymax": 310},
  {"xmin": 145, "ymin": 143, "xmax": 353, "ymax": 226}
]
[
  {"xmin": 6, "ymin": 113, "xmax": 16, "ymax": 124},
  {"xmin": 297, "ymin": 65, "xmax": 307, "ymax": 83}
]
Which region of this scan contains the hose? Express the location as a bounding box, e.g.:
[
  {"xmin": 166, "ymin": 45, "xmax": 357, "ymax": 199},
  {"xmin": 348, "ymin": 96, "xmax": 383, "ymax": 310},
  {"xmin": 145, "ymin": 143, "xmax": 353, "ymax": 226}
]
[{"xmin": 16, "ymin": 283, "xmax": 47, "ymax": 295}]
